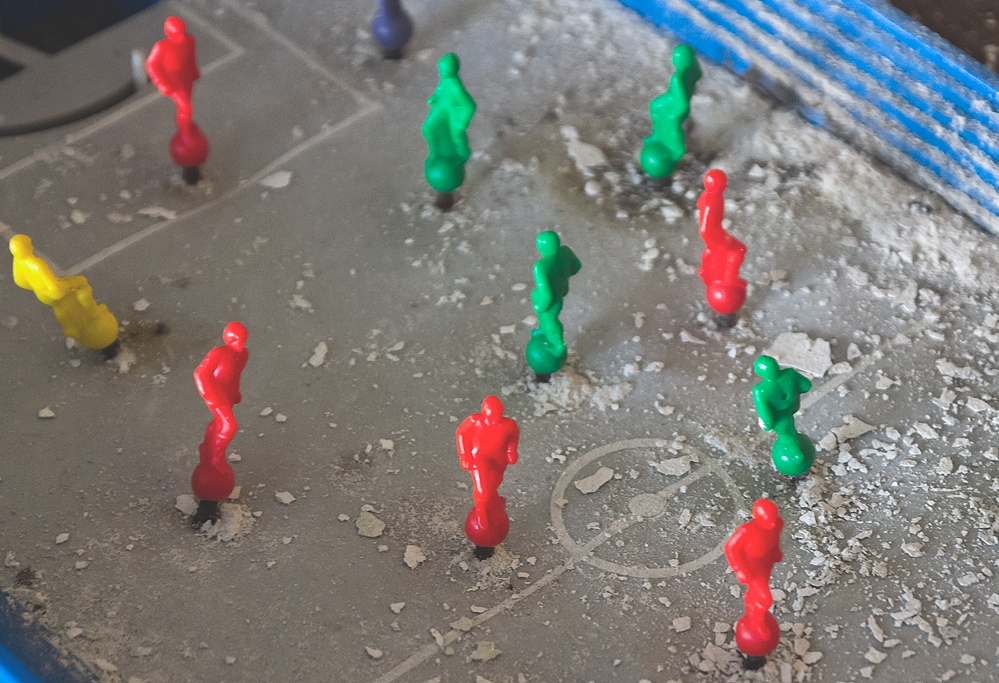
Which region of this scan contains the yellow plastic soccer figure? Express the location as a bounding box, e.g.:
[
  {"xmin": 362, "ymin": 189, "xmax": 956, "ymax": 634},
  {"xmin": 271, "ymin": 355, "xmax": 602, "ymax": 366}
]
[{"xmin": 9, "ymin": 234, "xmax": 120, "ymax": 357}]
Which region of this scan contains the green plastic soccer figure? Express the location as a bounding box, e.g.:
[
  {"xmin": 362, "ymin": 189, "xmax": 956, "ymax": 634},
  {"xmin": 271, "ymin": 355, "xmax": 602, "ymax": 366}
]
[
  {"xmin": 640, "ymin": 44, "xmax": 702, "ymax": 179},
  {"xmin": 526, "ymin": 231, "xmax": 582, "ymax": 380},
  {"xmin": 422, "ymin": 52, "xmax": 476, "ymax": 208},
  {"xmin": 752, "ymin": 355, "xmax": 816, "ymax": 477}
]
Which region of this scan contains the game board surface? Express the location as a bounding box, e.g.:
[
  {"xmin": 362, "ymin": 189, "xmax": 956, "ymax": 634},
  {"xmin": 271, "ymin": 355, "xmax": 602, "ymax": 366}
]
[{"xmin": 2, "ymin": 1, "xmax": 999, "ymax": 682}]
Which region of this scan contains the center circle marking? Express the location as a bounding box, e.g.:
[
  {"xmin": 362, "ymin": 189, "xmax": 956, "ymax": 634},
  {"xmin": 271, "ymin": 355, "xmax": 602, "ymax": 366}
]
[{"xmin": 550, "ymin": 438, "xmax": 744, "ymax": 579}]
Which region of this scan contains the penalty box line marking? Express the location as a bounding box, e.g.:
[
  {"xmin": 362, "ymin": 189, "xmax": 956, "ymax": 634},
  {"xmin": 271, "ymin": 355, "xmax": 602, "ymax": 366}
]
[
  {"xmin": 374, "ymin": 317, "xmax": 934, "ymax": 683},
  {"xmin": 800, "ymin": 318, "xmax": 932, "ymax": 412},
  {"xmin": 68, "ymin": 100, "xmax": 382, "ymax": 274},
  {"xmin": 0, "ymin": 5, "xmax": 246, "ymax": 184},
  {"xmin": 220, "ymin": 0, "xmax": 374, "ymax": 108},
  {"xmin": 371, "ymin": 447, "xmax": 724, "ymax": 683}
]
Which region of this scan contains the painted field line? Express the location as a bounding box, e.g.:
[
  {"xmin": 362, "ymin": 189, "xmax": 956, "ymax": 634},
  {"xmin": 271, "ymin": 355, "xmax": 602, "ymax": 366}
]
[
  {"xmin": 801, "ymin": 318, "xmax": 931, "ymax": 411},
  {"xmin": 0, "ymin": 6, "xmax": 245, "ymax": 183},
  {"xmin": 220, "ymin": 0, "xmax": 374, "ymax": 108},
  {"xmin": 68, "ymin": 101, "xmax": 382, "ymax": 274}
]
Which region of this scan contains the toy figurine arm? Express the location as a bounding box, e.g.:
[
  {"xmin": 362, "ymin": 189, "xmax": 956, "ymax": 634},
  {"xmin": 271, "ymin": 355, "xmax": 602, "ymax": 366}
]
[
  {"xmin": 193, "ymin": 350, "xmax": 225, "ymax": 405},
  {"xmin": 752, "ymin": 387, "xmax": 775, "ymax": 431},
  {"xmin": 455, "ymin": 418, "xmax": 474, "ymax": 471},
  {"xmin": 531, "ymin": 263, "xmax": 553, "ymax": 313},
  {"xmin": 795, "ymin": 372, "xmax": 813, "ymax": 394},
  {"xmin": 145, "ymin": 44, "xmax": 175, "ymax": 95},
  {"xmin": 230, "ymin": 353, "xmax": 246, "ymax": 405},
  {"xmin": 724, "ymin": 526, "xmax": 750, "ymax": 583},
  {"xmin": 698, "ymin": 196, "xmax": 724, "ymax": 245},
  {"xmin": 14, "ymin": 258, "xmax": 69, "ymax": 301},
  {"xmin": 566, "ymin": 247, "xmax": 582, "ymax": 277},
  {"xmin": 506, "ymin": 422, "xmax": 519, "ymax": 465}
]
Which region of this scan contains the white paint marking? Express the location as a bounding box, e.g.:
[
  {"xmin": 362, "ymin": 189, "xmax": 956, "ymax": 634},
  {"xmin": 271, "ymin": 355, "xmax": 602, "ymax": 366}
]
[
  {"xmin": 0, "ymin": 7, "xmax": 245, "ymax": 182},
  {"xmin": 68, "ymin": 102, "xmax": 382, "ymax": 274},
  {"xmin": 371, "ymin": 563, "xmax": 572, "ymax": 683},
  {"xmin": 370, "ymin": 439, "xmax": 739, "ymax": 683},
  {"xmin": 800, "ymin": 318, "xmax": 930, "ymax": 411},
  {"xmin": 220, "ymin": 0, "xmax": 373, "ymax": 107}
]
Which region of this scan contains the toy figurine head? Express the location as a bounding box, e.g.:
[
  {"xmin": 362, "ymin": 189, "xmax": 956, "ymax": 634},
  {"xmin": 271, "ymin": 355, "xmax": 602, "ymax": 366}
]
[
  {"xmin": 672, "ymin": 44, "xmax": 696, "ymax": 70},
  {"xmin": 438, "ymin": 53, "xmax": 460, "ymax": 79},
  {"xmin": 223, "ymin": 321, "xmax": 248, "ymax": 352},
  {"xmin": 536, "ymin": 230, "xmax": 560, "ymax": 257},
  {"xmin": 481, "ymin": 395, "xmax": 504, "ymax": 421},
  {"xmin": 164, "ymin": 16, "xmax": 187, "ymax": 40},
  {"xmin": 751, "ymin": 498, "xmax": 781, "ymax": 530},
  {"xmin": 8, "ymin": 234, "xmax": 34, "ymax": 258},
  {"xmin": 703, "ymin": 169, "xmax": 727, "ymax": 194},
  {"xmin": 753, "ymin": 355, "xmax": 779, "ymax": 381}
]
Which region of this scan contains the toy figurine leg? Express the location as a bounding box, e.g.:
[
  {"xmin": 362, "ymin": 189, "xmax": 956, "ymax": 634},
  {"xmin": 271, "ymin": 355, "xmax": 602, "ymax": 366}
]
[
  {"xmin": 169, "ymin": 90, "xmax": 194, "ymax": 130},
  {"xmin": 715, "ymin": 312, "xmax": 738, "ymax": 329},
  {"xmin": 435, "ymin": 191, "xmax": 454, "ymax": 211},
  {"xmin": 465, "ymin": 497, "xmax": 510, "ymax": 554},
  {"xmin": 537, "ymin": 309, "xmax": 565, "ymax": 352},
  {"xmin": 772, "ymin": 431, "xmax": 815, "ymax": 477},
  {"xmin": 182, "ymin": 166, "xmax": 202, "ymax": 185},
  {"xmin": 191, "ymin": 499, "xmax": 219, "ymax": 527},
  {"xmin": 210, "ymin": 405, "xmax": 238, "ymax": 454}
]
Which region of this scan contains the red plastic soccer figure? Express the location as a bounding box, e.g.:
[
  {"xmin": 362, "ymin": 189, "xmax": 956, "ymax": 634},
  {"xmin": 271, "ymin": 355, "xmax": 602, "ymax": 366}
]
[
  {"xmin": 455, "ymin": 396, "xmax": 519, "ymax": 558},
  {"xmin": 697, "ymin": 169, "xmax": 746, "ymax": 328},
  {"xmin": 191, "ymin": 322, "xmax": 248, "ymax": 524},
  {"xmin": 146, "ymin": 16, "xmax": 208, "ymax": 184},
  {"xmin": 724, "ymin": 498, "xmax": 784, "ymax": 669}
]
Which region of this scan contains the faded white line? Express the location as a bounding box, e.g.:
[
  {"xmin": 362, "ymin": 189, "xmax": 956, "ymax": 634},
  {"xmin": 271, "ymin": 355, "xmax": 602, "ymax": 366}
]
[
  {"xmin": 220, "ymin": 0, "xmax": 373, "ymax": 107},
  {"xmin": 371, "ymin": 562, "xmax": 573, "ymax": 683},
  {"xmin": 68, "ymin": 101, "xmax": 382, "ymax": 274},
  {"xmin": 801, "ymin": 318, "xmax": 931, "ymax": 411},
  {"xmin": 371, "ymin": 442, "xmax": 738, "ymax": 683},
  {"xmin": 372, "ymin": 318, "xmax": 938, "ymax": 682},
  {"xmin": 0, "ymin": 6, "xmax": 245, "ymax": 182}
]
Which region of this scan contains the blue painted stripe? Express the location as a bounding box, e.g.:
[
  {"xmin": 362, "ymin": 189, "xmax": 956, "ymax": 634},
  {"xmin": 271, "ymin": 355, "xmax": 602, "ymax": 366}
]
[
  {"xmin": 0, "ymin": 589, "xmax": 96, "ymax": 683},
  {"xmin": 0, "ymin": 647, "xmax": 43, "ymax": 683},
  {"xmin": 615, "ymin": 0, "xmax": 829, "ymax": 123},
  {"xmin": 714, "ymin": 0, "xmax": 999, "ymax": 194},
  {"xmin": 836, "ymin": 0, "xmax": 999, "ymax": 107},
  {"xmin": 793, "ymin": 0, "xmax": 999, "ymax": 129},
  {"xmin": 756, "ymin": 0, "xmax": 999, "ymax": 163},
  {"xmin": 678, "ymin": 0, "xmax": 999, "ymax": 213},
  {"xmin": 614, "ymin": 0, "xmax": 999, "ymax": 232}
]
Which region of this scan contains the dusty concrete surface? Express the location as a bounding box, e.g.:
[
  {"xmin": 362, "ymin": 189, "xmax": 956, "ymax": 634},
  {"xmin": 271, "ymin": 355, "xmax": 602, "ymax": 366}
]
[{"xmin": 1, "ymin": 1, "xmax": 998, "ymax": 682}]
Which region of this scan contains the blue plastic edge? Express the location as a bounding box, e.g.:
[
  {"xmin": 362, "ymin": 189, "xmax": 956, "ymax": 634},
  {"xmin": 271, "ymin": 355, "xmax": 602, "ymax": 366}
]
[
  {"xmin": 738, "ymin": 0, "xmax": 999, "ymax": 165},
  {"xmin": 0, "ymin": 588, "xmax": 95, "ymax": 683},
  {"xmin": 676, "ymin": 0, "xmax": 999, "ymax": 215},
  {"xmin": 615, "ymin": 0, "xmax": 999, "ymax": 231}
]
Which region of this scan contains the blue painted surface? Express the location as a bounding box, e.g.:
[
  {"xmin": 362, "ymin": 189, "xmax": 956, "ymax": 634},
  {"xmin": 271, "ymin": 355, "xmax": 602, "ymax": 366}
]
[
  {"xmin": 0, "ymin": 589, "xmax": 95, "ymax": 683},
  {"xmin": 0, "ymin": 647, "xmax": 43, "ymax": 683},
  {"xmin": 616, "ymin": 0, "xmax": 999, "ymax": 234},
  {"xmin": 757, "ymin": 0, "xmax": 999, "ymax": 162},
  {"xmin": 680, "ymin": 0, "xmax": 999, "ymax": 213}
]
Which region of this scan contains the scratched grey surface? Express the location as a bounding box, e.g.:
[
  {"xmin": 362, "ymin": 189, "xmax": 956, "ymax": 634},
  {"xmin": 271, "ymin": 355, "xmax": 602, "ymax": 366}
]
[{"xmin": 1, "ymin": 1, "xmax": 998, "ymax": 682}]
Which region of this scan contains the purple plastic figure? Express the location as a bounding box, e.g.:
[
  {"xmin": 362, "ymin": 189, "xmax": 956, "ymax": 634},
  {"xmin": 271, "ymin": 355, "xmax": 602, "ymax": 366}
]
[{"xmin": 371, "ymin": 0, "xmax": 414, "ymax": 60}]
